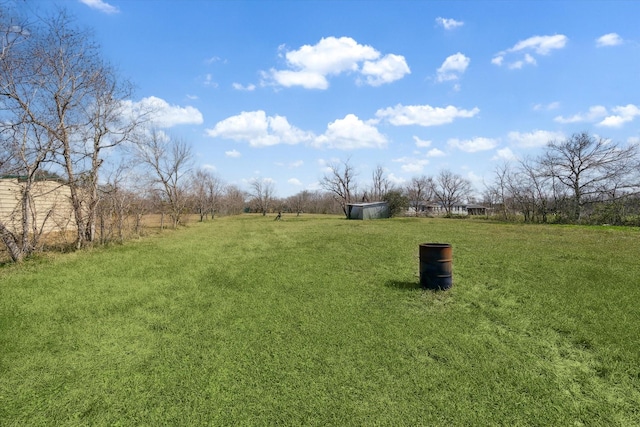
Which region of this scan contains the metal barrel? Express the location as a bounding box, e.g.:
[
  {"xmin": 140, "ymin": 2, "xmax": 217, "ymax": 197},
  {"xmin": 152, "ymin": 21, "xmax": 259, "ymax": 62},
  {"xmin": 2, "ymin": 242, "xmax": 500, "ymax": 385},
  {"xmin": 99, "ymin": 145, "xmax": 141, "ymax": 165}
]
[{"xmin": 419, "ymin": 243, "xmax": 453, "ymax": 290}]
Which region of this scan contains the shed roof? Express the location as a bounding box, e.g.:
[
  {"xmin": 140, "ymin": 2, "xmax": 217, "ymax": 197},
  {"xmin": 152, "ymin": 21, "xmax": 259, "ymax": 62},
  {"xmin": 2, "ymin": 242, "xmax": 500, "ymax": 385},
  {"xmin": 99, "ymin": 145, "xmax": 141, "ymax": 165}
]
[{"xmin": 347, "ymin": 201, "xmax": 388, "ymax": 207}]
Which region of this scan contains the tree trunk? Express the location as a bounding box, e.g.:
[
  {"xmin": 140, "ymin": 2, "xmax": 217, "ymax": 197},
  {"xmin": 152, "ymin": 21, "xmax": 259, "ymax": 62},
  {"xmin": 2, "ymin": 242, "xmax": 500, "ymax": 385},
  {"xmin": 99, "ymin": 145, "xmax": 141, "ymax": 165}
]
[{"xmin": 0, "ymin": 224, "xmax": 24, "ymax": 263}]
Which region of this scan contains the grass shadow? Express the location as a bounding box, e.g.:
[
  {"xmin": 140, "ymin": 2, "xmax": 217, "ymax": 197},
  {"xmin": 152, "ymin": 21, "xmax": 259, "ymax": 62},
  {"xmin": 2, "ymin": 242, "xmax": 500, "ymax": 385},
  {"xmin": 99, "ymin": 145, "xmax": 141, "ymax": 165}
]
[{"xmin": 385, "ymin": 279, "xmax": 422, "ymax": 291}]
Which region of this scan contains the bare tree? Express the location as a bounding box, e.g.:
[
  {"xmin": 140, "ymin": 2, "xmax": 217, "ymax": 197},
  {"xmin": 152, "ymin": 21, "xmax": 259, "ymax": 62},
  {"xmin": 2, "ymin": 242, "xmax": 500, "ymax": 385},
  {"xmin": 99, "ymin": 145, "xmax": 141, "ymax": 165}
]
[
  {"xmin": 432, "ymin": 170, "xmax": 473, "ymax": 215},
  {"xmin": 518, "ymin": 157, "xmax": 552, "ymax": 223},
  {"xmin": 0, "ymin": 10, "xmax": 62, "ymax": 261},
  {"xmin": 248, "ymin": 177, "xmax": 275, "ymax": 216},
  {"xmin": 220, "ymin": 184, "xmax": 246, "ymax": 216},
  {"xmin": 77, "ymin": 71, "xmax": 139, "ymax": 244},
  {"xmin": 370, "ymin": 164, "xmax": 391, "ymax": 202},
  {"xmin": 134, "ymin": 129, "xmax": 193, "ymax": 228},
  {"xmin": 488, "ymin": 163, "xmax": 513, "ymax": 220},
  {"xmin": 94, "ymin": 164, "xmax": 140, "ymax": 243},
  {"xmin": 540, "ymin": 132, "xmax": 639, "ymax": 221},
  {"xmin": 320, "ymin": 158, "xmax": 357, "ymax": 218},
  {"xmin": 504, "ymin": 165, "xmax": 535, "ymax": 222},
  {"xmin": 191, "ymin": 168, "xmax": 224, "ymax": 221},
  {"xmin": 406, "ymin": 175, "xmax": 434, "ymax": 216},
  {"xmin": 288, "ymin": 190, "xmax": 312, "ymax": 216},
  {"xmin": 1, "ymin": 9, "xmax": 141, "ymax": 250}
]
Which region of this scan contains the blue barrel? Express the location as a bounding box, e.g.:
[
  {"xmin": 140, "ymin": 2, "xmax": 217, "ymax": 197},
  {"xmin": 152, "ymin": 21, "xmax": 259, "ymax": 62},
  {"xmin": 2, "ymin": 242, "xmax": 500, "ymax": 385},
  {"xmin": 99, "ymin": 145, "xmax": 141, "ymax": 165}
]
[{"xmin": 419, "ymin": 243, "xmax": 453, "ymax": 290}]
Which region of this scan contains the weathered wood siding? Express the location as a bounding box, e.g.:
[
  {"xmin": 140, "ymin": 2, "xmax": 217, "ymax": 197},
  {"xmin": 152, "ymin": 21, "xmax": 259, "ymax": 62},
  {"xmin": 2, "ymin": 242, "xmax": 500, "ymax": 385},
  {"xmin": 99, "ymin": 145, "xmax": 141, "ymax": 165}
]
[
  {"xmin": 0, "ymin": 178, "xmax": 75, "ymax": 234},
  {"xmin": 347, "ymin": 202, "xmax": 390, "ymax": 220}
]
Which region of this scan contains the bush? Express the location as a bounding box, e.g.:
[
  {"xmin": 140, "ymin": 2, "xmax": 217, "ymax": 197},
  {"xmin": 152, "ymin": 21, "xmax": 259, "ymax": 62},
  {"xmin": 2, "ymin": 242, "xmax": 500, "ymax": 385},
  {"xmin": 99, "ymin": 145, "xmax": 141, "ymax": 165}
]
[{"xmin": 383, "ymin": 190, "xmax": 409, "ymax": 218}]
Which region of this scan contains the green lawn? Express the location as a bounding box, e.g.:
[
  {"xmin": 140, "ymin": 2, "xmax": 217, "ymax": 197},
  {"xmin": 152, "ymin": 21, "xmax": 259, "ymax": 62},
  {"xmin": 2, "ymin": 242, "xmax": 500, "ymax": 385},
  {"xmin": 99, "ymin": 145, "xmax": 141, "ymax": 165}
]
[{"xmin": 1, "ymin": 215, "xmax": 639, "ymax": 425}]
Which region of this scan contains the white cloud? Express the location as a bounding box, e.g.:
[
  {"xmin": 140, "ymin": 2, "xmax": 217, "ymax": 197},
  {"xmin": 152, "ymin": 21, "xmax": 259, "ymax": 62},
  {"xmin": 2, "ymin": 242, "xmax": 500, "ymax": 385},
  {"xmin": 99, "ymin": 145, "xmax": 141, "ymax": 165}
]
[
  {"xmin": 288, "ymin": 178, "xmax": 303, "ymax": 186},
  {"xmin": 493, "ymin": 147, "xmax": 518, "ymax": 162},
  {"xmin": 508, "ymin": 61, "xmax": 524, "ymax": 70},
  {"xmin": 289, "ymin": 160, "xmax": 304, "ymax": 168},
  {"xmin": 79, "ymin": 0, "xmax": 119, "ymax": 14},
  {"xmin": 203, "ymin": 73, "xmax": 218, "ymax": 87},
  {"xmin": 510, "ymin": 34, "xmax": 568, "ymax": 55},
  {"xmin": 555, "ymin": 103, "xmax": 640, "ymax": 128},
  {"xmin": 435, "ymin": 17, "xmax": 464, "ymax": 30},
  {"xmin": 413, "ymin": 136, "xmax": 432, "ymax": 148},
  {"xmin": 426, "ymin": 148, "xmax": 446, "ymax": 157},
  {"xmin": 286, "ymin": 36, "xmax": 378, "ymax": 74},
  {"xmin": 493, "ymin": 34, "xmax": 567, "ymax": 68},
  {"xmin": 265, "ymin": 69, "xmax": 329, "ymax": 89},
  {"xmin": 225, "ymin": 149, "xmax": 241, "ymax": 158},
  {"xmin": 387, "ymin": 173, "xmax": 406, "ymax": 185},
  {"xmin": 508, "ymin": 130, "xmax": 564, "ymax": 148},
  {"xmin": 313, "ymin": 114, "xmax": 388, "ymax": 150},
  {"xmin": 205, "ymin": 56, "xmax": 222, "ymax": 65},
  {"xmin": 598, "ymin": 104, "xmax": 640, "ymax": 127},
  {"xmin": 596, "ymin": 33, "xmax": 623, "ymax": 47},
  {"xmin": 554, "ymin": 105, "xmax": 608, "ymax": 123},
  {"xmin": 533, "ymin": 101, "xmax": 560, "ymax": 111},
  {"xmin": 206, "ymin": 110, "xmax": 314, "ymax": 147},
  {"xmin": 232, "ymin": 82, "xmax": 256, "ymax": 91},
  {"xmin": 508, "ymin": 53, "xmax": 536, "ymax": 69},
  {"xmin": 261, "ymin": 177, "xmax": 277, "ymax": 185},
  {"xmin": 376, "ymin": 104, "xmax": 480, "ymax": 127},
  {"xmin": 306, "ymin": 181, "xmax": 323, "ymax": 191},
  {"xmin": 525, "ymin": 53, "xmax": 537, "ymax": 64},
  {"xmin": 437, "ymin": 52, "xmax": 470, "ymax": 82},
  {"xmin": 628, "ymin": 136, "xmax": 640, "ymax": 145},
  {"xmin": 360, "ymin": 54, "xmax": 411, "ymax": 86},
  {"xmin": 123, "ymin": 96, "xmax": 203, "ymax": 128},
  {"xmin": 448, "ymin": 137, "xmax": 498, "ymax": 152},
  {"xmin": 262, "ymin": 36, "xmax": 409, "ymax": 89},
  {"xmin": 466, "ymin": 171, "xmax": 484, "ymax": 188},
  {"xmin": 207, "ymin": 111, "xmax": 267, "ymax": 142},
  {"xmin": 393, "ymin": 157, "xmax": 430, "ymax": 173}
]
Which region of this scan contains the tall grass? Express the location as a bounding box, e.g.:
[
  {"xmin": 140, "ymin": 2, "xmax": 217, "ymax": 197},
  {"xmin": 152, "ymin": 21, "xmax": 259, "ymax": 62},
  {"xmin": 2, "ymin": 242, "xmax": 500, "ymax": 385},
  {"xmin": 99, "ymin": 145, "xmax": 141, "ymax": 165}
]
[{"xmin": 1, "ymin": 215, "xmax": 639, "ymax": 425}]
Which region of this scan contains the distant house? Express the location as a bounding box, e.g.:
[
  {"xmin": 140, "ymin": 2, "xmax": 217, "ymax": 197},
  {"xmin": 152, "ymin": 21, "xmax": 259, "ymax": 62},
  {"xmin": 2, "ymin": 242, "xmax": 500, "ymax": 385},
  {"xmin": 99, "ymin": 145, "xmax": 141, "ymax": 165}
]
[
  {"xmin": 347, "ymin": 201, "xmax": 390, "ymax": 220},
  {"xmin": 407, "ymin": 201, "xmax": 488, "ymax": 216},
  {"xmin": 465, "ymin": 204, "xmax": 488, "ymax": 216},
  {"xmin": 0, "ymin": 176, "xmax": 75, "ymax": 234}
]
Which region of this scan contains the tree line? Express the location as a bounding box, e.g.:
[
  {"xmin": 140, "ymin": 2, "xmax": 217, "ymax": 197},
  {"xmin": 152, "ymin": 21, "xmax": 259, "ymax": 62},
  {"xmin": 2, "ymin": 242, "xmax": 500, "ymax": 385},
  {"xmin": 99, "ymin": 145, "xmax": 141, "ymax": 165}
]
[
  {"xmin": 484, "ymin": 132, "xmax": 640, "ymax": 225},
  {"xmin": 2, "ymin": 7, "xmax": 639, "ymax": 264}
]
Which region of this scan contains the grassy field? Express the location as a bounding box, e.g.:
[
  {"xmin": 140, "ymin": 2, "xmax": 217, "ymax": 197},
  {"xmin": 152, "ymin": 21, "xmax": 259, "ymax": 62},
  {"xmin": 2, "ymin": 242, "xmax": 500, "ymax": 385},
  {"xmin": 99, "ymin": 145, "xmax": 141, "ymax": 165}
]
[{"xmin": 1, "ymin": 214, "xmax": 639, "ymax": 425}]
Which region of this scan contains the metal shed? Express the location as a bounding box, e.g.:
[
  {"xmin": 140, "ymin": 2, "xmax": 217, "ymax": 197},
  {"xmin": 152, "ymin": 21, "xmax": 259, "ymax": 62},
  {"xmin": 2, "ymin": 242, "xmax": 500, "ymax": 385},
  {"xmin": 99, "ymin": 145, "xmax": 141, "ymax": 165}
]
[{"xmin": 347, "ymin": 201, "xmax": 390, "ymax": 220}]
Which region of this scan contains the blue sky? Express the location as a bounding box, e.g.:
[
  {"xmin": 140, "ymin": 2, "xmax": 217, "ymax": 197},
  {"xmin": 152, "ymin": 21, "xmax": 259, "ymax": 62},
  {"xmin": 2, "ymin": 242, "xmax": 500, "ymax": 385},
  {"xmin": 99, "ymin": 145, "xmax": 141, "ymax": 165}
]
[{"xmin": 28, "ymin": 1, "xmax": 640, "ymax": 197}]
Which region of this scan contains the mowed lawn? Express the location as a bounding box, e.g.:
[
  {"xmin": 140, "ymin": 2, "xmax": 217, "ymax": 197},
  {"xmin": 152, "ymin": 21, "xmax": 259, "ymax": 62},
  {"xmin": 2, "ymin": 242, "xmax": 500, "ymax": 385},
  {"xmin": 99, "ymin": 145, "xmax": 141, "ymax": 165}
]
[{"xmin": 1, "ymin": 215, "xmax": 639, "ymax": 426}]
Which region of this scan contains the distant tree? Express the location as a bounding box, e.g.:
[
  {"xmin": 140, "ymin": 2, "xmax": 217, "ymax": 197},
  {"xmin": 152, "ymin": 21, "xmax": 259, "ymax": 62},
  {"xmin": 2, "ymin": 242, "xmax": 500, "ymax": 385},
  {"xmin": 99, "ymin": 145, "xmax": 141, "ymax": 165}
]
[
  {"xmin": 134, "ymin": 129, "xmax": 193, "ymax": 228},
  {"xmin": 406, "ymin": 176, "xmax": 434, "ymax": 216},
  {"xmin": 249, "ymin": 178, "xmax": 275, "ymax": 216},
  {"xmin": 539, "ymin": 132, "xmax": 639, "ymax": 221},
  {"xmin": 370, "ymin": 165, "xmax": 391, "ymax": 201},
  {"xmin": 288, "ymin": 190, "xmax": 312, "ymax": 216},
  {"xmin": 320, "ymin": 158, "xmax": 357, "ymax": 218},
  {"xmin": 383, "ymin": 189, "xmax": 409, "ymax": 218},
  {"xmin": 96, "ymin": 165, "xmax": 134, "ymax": 243},
  {"xmin": 191, "ymin": 169, "xmax": 224, "ymax": 221},
  {"xmin": 487, "ymin": 163, "xmax": 513, "ymax": 220},
  {"xmin": 504, "ymin": 164, "xmax": 535, "ymax": 222},
  {"xmin": 518, "ymin": 157, "xmax": 552, "ymax": 223},
  {"xmin": 220, "ymin": 184, "xmax": 246, "ymax": 216},
  {"xmin": 432, "ymin": 170, "xmax": 473, "ymax": 215}
]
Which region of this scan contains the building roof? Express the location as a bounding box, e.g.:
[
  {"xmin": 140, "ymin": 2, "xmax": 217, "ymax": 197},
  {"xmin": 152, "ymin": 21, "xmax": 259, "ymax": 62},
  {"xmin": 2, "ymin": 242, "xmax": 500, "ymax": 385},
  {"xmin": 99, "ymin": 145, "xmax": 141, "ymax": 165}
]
[{"xmin": 346, "ymin": 201, "xmax": 389, "ymax": 207}]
